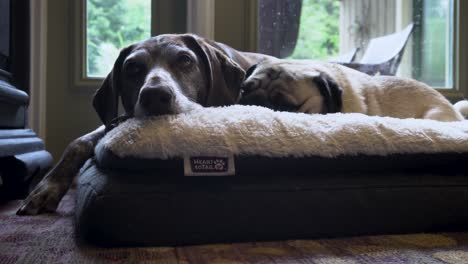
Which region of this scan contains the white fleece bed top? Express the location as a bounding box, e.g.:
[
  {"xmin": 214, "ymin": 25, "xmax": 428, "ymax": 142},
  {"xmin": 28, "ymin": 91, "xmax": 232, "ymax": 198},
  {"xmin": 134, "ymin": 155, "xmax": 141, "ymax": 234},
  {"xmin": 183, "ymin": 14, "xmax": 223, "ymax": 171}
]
[{"xmin": 96, "ymin": 105, "xmax": 468, "ymax": 160}]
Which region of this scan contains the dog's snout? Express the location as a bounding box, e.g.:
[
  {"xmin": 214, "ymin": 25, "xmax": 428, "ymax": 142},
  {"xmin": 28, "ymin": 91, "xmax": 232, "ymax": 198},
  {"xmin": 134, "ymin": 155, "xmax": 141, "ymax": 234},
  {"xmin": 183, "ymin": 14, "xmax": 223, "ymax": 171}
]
[
  {"xmin": 241, "ymin": 79, "xmax": 257, "ymax": 94},
  {"xmin": 139, "ymin": 86, "xmax": 174, "ymax": 115}
]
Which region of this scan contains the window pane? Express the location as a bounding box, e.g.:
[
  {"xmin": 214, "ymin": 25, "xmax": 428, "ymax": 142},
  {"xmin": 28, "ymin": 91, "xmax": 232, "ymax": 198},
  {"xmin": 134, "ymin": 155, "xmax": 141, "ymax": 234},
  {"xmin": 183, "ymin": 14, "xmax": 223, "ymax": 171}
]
[
  {"xmin": 86, "ymin": 0, "xmax": 151, "ymax": 78},
  {"xmin": 289, "ymin": 0, "xmax": 340, "ymax": 60},
  {"xmin": 258, "ymin": 0, "xmax": 454, "ymax": 88},
  {"xmin": 412, "ymin": 0, "xmax": 454, "ymax": 87}
]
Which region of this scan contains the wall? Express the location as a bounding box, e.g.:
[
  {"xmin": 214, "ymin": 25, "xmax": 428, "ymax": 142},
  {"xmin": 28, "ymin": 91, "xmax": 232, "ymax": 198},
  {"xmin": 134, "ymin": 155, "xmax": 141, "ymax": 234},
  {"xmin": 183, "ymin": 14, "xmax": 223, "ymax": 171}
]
[
  {"xmin": 214, "ymin": 0, "xmax": 256, "ymax": 52},
  {"xmin": 45, "ymin": 0, "xmax": 101, "ymax": 160}
]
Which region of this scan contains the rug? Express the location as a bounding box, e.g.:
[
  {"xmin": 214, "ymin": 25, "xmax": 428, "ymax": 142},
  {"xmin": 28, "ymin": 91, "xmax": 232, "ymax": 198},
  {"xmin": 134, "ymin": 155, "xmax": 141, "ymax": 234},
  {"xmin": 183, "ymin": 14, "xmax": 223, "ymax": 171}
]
[{"xmin": 1, "ymin": 191, "xmax": 468, "ymax": 264}]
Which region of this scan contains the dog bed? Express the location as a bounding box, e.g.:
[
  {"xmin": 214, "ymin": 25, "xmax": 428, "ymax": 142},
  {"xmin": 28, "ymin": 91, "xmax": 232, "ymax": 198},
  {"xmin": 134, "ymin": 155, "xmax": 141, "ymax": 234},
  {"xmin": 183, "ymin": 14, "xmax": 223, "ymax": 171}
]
[{"xmin": 75, "ymin": 105, "xmax": 468, "ymax": 246}]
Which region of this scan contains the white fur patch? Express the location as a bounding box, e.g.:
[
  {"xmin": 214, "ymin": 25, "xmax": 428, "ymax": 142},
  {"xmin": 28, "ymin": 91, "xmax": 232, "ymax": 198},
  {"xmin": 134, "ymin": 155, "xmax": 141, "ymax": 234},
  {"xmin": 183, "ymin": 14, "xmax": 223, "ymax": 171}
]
[
  {"xmin": 97, "ymin": 105, "xmax": 468, "ymax": 159},
  {"xmin": 454, "ymin": 100, "xmax": 468, "ymax": 118}
]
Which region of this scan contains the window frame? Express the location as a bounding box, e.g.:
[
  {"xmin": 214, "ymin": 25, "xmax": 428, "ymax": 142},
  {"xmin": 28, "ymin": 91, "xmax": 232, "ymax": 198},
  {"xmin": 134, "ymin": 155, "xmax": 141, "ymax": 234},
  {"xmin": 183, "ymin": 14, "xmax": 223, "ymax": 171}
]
[
  {"xmin": 249, "ymin": 0, "xmax": 467, "ymax": 101},
  {"xmin": 439, "ymin": 0, "xmax": 466, "ymax": 101},
  {"xmin": 453, "ymin": 0, "xmax": 468, "ymax": 100},
  {"xmin": 71, "ymin": 0, "xmax": 186, "ymax": 89}
]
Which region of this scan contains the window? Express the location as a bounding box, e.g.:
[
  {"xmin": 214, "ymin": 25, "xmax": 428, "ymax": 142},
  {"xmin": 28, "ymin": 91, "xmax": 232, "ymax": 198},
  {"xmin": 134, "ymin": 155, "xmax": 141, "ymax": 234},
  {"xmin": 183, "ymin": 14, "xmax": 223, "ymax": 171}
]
[
  {"xmin": 72, "ymin": 0, "xmax": 186, "ymax": 88},
  {"xmin": 258, "ymin": 0, "xmax": 461, "ymax": 92},
  {"xmin": 412, "ymin": 0, "xmax": 454, "ymax": 87},
  {"xmin": 86, "ymin": 0, "xmax": 151, "ymax": 78},
  {"xmin": 290, "ymin": 0, "xmax": 340, "ymax": 60}
]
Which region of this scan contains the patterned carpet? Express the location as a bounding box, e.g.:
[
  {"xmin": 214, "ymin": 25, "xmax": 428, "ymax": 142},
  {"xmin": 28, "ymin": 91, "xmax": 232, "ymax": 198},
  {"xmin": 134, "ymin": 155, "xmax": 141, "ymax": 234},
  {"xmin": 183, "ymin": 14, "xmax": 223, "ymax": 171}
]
[{"xmin": 1, "ymin": 191, "xmax": 468, "ymax": 264}]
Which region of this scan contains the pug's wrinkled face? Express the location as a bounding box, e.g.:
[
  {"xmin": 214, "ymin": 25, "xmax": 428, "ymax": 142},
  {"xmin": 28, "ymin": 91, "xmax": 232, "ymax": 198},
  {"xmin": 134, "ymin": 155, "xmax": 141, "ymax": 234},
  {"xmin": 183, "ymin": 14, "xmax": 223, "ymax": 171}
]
[{"xmin": 238, "ymin": 61, "xmax": 343, "ymax": 114}]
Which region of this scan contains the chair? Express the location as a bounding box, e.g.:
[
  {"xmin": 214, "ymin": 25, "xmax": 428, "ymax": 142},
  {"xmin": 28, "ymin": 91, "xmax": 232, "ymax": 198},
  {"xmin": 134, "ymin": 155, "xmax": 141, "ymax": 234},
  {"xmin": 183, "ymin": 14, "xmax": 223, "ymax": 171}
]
[
  {"xmin": 329, "ymin": 47, "xmax": 360, "ymax": 63},
  {"xmin": 340, "ymin": 23, "xmax": 414, "ymax": 76}
]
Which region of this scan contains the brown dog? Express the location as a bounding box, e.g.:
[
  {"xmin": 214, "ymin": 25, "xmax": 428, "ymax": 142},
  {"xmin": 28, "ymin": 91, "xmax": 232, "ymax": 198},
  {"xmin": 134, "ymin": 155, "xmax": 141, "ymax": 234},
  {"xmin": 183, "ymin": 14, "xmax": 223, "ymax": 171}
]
[{"xmin": 17, "ymin": 34, "xmax": 273, "ymax": 215}]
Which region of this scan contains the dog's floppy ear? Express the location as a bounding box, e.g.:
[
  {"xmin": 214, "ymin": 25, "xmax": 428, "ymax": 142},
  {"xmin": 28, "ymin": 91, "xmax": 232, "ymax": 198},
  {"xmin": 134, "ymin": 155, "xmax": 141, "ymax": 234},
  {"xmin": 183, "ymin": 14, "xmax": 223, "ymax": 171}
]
[
  {"xmin": 182, "ymin": 34, "xmax": 245, "ymax": 106},
  {"xmin": 245, "ymin": 64, "xmax": 258, "ymax": 79},
  {"xmin": 312, "ymin": 74, "xmax": 343, "ymax": 113},
  {"xmin": 92, "ymin": 45, "xmax": 133, "ymax": 128}
]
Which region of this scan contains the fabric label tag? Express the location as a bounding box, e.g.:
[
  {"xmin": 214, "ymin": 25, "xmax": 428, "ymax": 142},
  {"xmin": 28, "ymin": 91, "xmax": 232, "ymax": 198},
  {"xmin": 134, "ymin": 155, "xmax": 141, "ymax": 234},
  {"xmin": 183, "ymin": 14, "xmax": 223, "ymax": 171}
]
[{"xmin": 184, "ymin": 155, "xmax": 235, "ymax": 176}]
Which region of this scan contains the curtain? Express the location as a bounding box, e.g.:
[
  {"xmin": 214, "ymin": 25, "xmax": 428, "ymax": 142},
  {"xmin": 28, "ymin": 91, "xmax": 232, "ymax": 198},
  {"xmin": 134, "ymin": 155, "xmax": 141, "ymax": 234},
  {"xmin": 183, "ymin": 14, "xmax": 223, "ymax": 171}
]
[{"xmin": 258, "ymin": 0, "xmax": 302, "ymax": 58}]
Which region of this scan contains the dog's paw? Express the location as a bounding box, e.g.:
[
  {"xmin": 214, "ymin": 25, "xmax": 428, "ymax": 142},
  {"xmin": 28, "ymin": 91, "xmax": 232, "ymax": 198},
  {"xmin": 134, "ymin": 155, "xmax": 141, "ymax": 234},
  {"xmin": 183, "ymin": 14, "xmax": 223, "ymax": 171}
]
[{"xmin": 16, "ymin": 181, "xmax": 62, "ymax": 215}]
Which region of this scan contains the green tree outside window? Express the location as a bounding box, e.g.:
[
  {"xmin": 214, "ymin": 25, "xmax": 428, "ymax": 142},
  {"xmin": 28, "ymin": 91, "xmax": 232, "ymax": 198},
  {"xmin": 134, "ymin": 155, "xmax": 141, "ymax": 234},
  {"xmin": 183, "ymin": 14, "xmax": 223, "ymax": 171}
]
[{"xmin": 87, "ymin": 0, "xmax": 151, "ymax": 77}]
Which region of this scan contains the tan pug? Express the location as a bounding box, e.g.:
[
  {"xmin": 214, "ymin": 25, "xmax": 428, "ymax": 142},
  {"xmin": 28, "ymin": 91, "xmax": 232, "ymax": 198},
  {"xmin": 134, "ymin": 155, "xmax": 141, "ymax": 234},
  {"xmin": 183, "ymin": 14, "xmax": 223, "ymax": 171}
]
[{"xmin": 239, "ymin": 59, "xmax": 468, "ymax": 122}]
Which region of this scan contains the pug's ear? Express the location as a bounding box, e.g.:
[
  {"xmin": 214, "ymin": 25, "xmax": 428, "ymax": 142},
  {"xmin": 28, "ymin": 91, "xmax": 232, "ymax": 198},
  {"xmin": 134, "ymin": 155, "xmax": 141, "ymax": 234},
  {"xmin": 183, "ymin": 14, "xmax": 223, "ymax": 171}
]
[
  {"xmin": 182, "ymin": 34, "xmax": 245, "ymax": 106},
  {"xmin": 92, "ymin": 45, "xmax": 133, "ymax": 128},
  {"xmin": 312, "ymin": 74, "xmax": 343, "ymax": 113},
  {"xmin": 245, "ymin": 64, "xmax": 258, "ymax": 79}
]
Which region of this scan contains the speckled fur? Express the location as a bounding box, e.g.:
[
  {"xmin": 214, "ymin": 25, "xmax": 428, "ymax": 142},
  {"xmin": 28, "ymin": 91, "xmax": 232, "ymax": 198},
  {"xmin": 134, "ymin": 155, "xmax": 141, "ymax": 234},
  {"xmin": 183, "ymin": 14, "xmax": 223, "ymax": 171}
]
[{"xmin": 17, "ymin": 34, "xmax": 273, "ymax": 215}]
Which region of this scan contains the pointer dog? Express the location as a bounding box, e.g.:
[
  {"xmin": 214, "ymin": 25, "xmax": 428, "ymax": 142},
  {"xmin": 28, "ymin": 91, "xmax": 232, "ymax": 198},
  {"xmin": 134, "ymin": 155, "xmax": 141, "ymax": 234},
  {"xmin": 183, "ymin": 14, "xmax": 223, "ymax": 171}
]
[
  {"xmin": 17, "ymin": 34, "xmax": 273, "ymax": 215},
  {"xmin": 239, "ymin": 59, "xmax": 468, "ymax": 121}
]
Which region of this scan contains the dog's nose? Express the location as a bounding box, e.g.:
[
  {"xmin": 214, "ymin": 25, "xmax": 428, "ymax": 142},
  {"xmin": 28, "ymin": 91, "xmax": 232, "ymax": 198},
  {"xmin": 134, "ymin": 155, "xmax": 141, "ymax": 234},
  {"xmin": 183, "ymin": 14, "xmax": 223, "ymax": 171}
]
[
  {"xmin": 240, "ymin": 79, "xmax": 257, "ymax": 94},
  {"xmin": 139, "ymin": 86, "xmax": 174, "ymax": 115}
]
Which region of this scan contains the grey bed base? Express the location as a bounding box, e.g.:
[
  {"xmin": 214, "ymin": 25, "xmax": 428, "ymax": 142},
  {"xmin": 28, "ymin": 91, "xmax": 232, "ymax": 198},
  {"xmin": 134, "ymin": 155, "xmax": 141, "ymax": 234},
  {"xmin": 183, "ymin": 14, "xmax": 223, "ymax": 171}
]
[{"xmin": 75, "ymin": 152, "xmax": 468, "ymax": 246}]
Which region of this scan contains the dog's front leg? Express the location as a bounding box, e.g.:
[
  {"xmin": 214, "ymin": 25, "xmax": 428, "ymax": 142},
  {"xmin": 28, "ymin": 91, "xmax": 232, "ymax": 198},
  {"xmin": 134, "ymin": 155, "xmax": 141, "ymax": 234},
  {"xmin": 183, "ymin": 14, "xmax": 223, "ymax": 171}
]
[{"xmin": 16, "ymin": 126, "xmax": 106, "ymax": 215}]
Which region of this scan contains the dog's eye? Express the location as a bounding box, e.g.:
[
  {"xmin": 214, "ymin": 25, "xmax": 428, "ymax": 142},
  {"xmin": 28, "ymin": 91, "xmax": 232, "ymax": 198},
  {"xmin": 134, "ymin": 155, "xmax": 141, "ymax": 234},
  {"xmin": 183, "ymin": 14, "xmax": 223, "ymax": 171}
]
[
  {"xmin": 124, "ymin": 61, "xmax": 145, "ymax": 78},
  {"xmin": 176, "ymin": 54, "xmax": 193, "ymax": 67}
]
